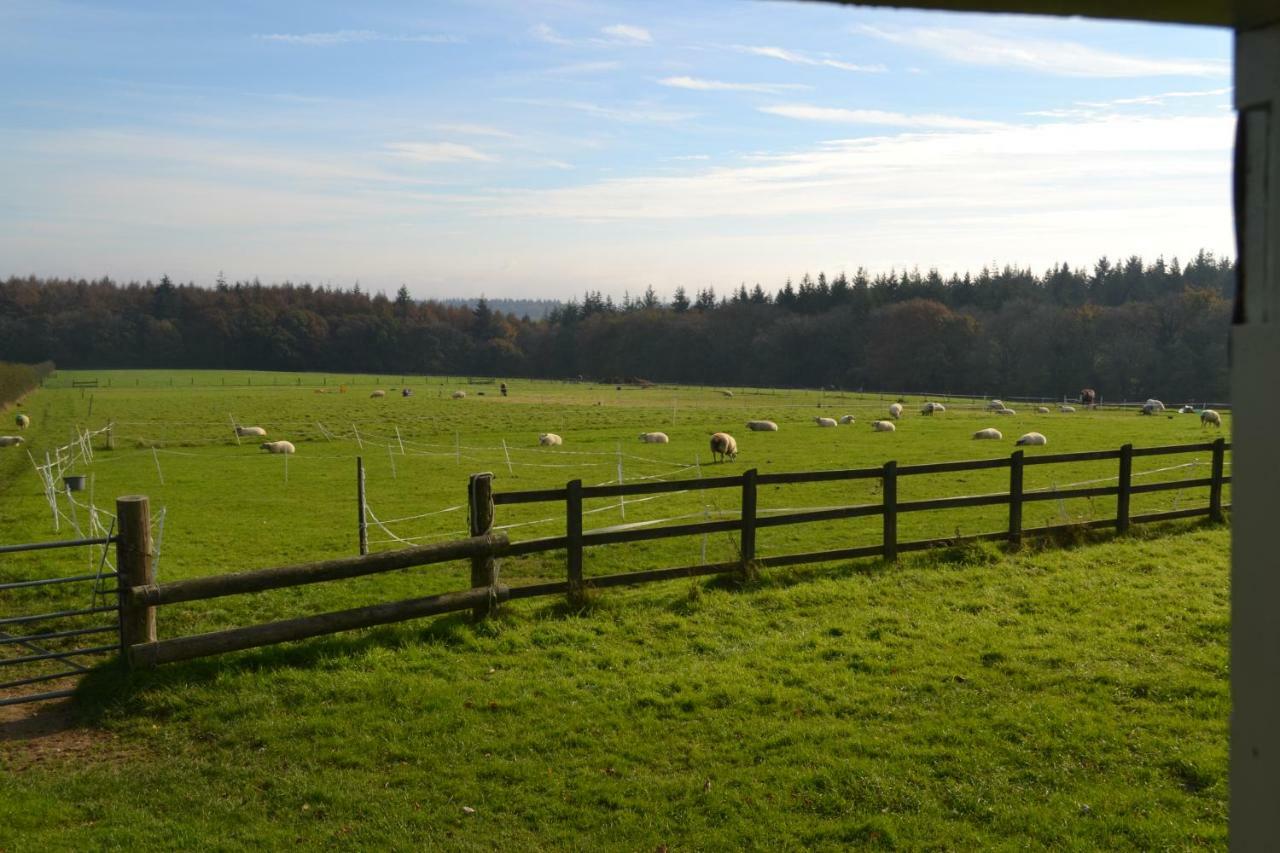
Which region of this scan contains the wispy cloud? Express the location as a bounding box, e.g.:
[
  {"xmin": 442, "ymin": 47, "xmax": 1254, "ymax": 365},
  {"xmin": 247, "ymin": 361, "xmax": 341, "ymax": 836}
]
[
  {"xmin": 1080, "ymin": 87, "xmax": 1232, "ymax": 106},
  {"xmin": 601, "ymin": 24, "xmax": 651, "ymax": 45},
  {"xmin": 384, "ymin": 142, "xmax": 496, "ymax": 163},
  {"xmin": 760, "ymin": 103, "xmax": 1004, "ymax": 130},
  {"xmin": 532, "ymin": 23, "xmax": 652, "ymax": 48},
  {"xmin": 735, "ymin": 45, "xmax": 886, "ymax": 73},
  {"xmin": 530, "ymin": 23, "xmax": 572, "ymax": 46},
  {"xmin": 856, "ymin": 25, "xmax": 1227, "ymax": 78},
  {"xmin": 432, "ymin": 123, "xmax": 515, "ymax": 139},
  {"xmin": 509, "ymin": 99, "xmax": 694, "ymax": 124},
  {"xmin": 545, "ymin": 61, "xmax": 623, "ymax": 76},
  {"xmin": 256, "ymin": 30, "xmax": 460, "ymax": 46},
  {"xmin": 659, "ymin": 76, "xmax": 807, "ymax": 94}
]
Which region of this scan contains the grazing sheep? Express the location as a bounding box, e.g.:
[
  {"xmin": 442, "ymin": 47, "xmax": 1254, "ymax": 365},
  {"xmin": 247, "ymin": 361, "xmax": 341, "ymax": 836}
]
[
  {"xmin": 0, "ymin": 436, "xmax": 24, "ymax": 447},
  {"xmin": 1036, "ymin": 406, "xmax": 1050, "ymax": 414},
  {"xmin": 1059, "ymin": 405, "xmax": 1076, "ymax": 413},
  {"xmin": 720, "ymin": 390, "xmax": 734, "ymax": 398},
  {"xmin": 15, "ymin": 413, "xmax": 30, "ymax": 429},
  {"xmin": 1141, "ymin": 399, "xmax": 1165, "ymax": 415},
  {"xmin": 451, "ymin": 390, "xmax": 466, "ymax": 400},
  {"xmin": 838, "ymin": 415, "xmax": 856, "ymax": 424},
  {"xmin": 987, "ymin": 400, "xmax": 1005, "ymax": 411},
  {"xmin": 370, "ymin": 389, "xmax": 386, "ymax": 399},
  {"xmin": 746, "ymin": 420, "xmax": 778, "ymax": 432},
  {"xmin": 996, "ymin": 407, "xmax": 1016, "ymax": 415},
  {"xmin": 314, "ymin": 388, "xmax": 329, "ymax": 394},
  {"xmin": 815, "ymin": 417, "xmax": 837, "ymax": 428},
  {"xmin": 259, "ymin": 440, "xmax": 295, "ymax": 454},
  {"xmin": 639, "ymin": 432, "xmax": 670, "ymax": 443},
  {"xmin": 871, "ymin": 420, "xmax": 896, "ymax": 432},
  {"xmin": 538, "ymin": 433, "xmax": 563, "ymax": 447},
  {"xmin": 234, "ymin": 426, "xmax": 267, "ymax": 437},
  {"xmin": 888, "ymin": 403, "xmax": 903, "ymax": 420},
  {"xmin": 921, "ymin": 402, "xmax": 945, "ymax": 415},
  {"xmin": 1015, "ymin": 432, "xmax": 1048, "ymax": 446},
  {"xmin": 1201, "ymin": 409, "xmax": 1222, "ymax": 428},
  {"xmin": 710, "ymin": 432, "xmax": 738, "ymax": 462},
  {"xmin": 1179, "ymin": 404, "xmax": 1196, "ymax": 414},
  {"xmin": 973, "ymin": 428, "xmax": 1003, "ymax": 440}
]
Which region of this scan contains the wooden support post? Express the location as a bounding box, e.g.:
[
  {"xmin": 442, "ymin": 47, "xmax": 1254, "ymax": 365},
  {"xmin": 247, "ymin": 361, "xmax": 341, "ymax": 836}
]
[
  {"xmin": 1209, "ymin": 437, "xmax": 1226, "ymax": 523},
  {"xmin": 356, "ymin": 457, "xmax": 368, "ymax": 555},
  {"xmin": 116, "ymin": 495, "xmax": 155, "ymax": 663},
  {"xmin": 1009, "ymin": 450, "xmax": 1024, "ymax": 547},
  {"xmin": 740, "ymin": 468, "xmax": 758, "ymax": 575},
  {"xmin": 566, "ymin": 479, "xmax": 584, "ymax": 605},
  {"xmin": 468, "ymin": 473, "xmax": 497, "ymax": 620},
  {"xmin": 882, "ymin": 461, "xmax": 897, "ymax": 562},
  {"xmin": 1116, "ymin": 443, "xmax": 1133, "ymax": 533}
]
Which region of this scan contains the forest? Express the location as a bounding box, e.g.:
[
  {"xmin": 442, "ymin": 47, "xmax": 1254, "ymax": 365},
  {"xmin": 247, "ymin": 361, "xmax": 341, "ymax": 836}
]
[{"xmin": 0, "ymin": 251, "xmax": 1234, "ymax": 401}]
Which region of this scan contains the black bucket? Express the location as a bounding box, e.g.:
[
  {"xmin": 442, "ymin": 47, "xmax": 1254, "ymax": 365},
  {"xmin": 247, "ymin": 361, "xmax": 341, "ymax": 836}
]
[{"xmin": 63, "ymin": 475, "xmax": 87, "ymax": 492}]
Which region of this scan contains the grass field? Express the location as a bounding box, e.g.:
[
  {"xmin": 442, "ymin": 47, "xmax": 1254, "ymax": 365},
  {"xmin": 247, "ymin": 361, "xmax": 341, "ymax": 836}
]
[{"xmin": 1, "ymin": 370, "xmax": 1230, "ymax": 848}]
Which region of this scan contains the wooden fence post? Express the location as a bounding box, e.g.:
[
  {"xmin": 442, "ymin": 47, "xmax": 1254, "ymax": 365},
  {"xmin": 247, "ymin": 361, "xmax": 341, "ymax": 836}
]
[
  {"xmin": 468, "ymin": 472, "xmax": 497, "ymax": 620},
  {"xmin": 566, "ymin": 479, "xmax": 584, "ymax": 605},
  {"xmin": 1009, "ymin": 450, "xmax": 1024, "ymax": 547},
  {"xmin": 356, "ymin": 456, "xmax": 368, "ymax": 556},
  {"xmin": 882, "ymin": 461, "xmax": 897, "ymax": 562},
  {"xmin": 116, "ymin": 495, "xmax": 155, "ymax": 664},
  {"xmin": 1209, "ymin": 437, "xmax": 1226, "ymax": 522},
  {"xmin": 740, "ymin": 468, "xmax": 757, "ymax": 575},
  {"xmin": 1116, "ymin": 443, "xmax": 1133, "ymax": 533}
]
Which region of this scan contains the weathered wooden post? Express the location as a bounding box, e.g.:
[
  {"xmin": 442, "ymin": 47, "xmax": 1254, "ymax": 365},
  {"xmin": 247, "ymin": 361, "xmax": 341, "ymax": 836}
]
[
  {"xmin": 566, "ymin": 479, "xmax": 584, "ymax": 606},
  {"xmin": 740, "ymin": 468, "xmax": 757, "ymax": 578},
  {"xmin": 1009, "ymin": 450, "xmax": 1025, "ymax": 547},
  {"xmin": 356, "ymin": 457, "xmax": 368, "ymax": 556},
  {"xmin": 116, "ymin": 495, "xmax": 155, "ymax": 665},
  {"xmin": 882, "ymin": 461, "xmax": 897, "ymax": 562},
  {"xmin": 1209, "ymin": 437, "xmax": 1226, "ymax": 523},
  {"xmin": 468, "ymin": 472, "xmax": 497, "ymax": 620},
  {"xmin": 1117, "ymin": 443, "xmax": 1133, "ymax": 533}
]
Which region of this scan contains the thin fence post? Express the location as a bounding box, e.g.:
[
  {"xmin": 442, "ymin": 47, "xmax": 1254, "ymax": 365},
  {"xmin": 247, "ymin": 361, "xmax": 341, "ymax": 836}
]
[
  {"xmin": 882, "ymin": 460, "xmax": 897, "ymax": 561},
  {"xmin": 356, "ymin": 457, "xmax": 368, "ymax": 555},
  {"xmin": 1117, "ymin": 443, "xmax": 1133, "ymax": 533},
  {"xmin": 468, "ymin": 472, "xmax": 497, "ymax": 620},
  {"xmin": 566, "ymin": 479, "xmax": 584, "ymax": 606},
  {"xmin": 1009, "ymin": 450, "xmax": 1024, "ymax": 547},
  {"xmin": 740, "ymin": 468, "xmax": 757, "ymax": 575},
  {"xmin": 1209, "ymin": 437, "xmax": 1226, "ymax": 522},
  {"xmin": 117, "ymin": 495, "xmax": 155, "ymax": 666}
]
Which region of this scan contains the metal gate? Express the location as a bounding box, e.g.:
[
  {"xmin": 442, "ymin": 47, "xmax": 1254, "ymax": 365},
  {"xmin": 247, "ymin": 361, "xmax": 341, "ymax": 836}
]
[{"xmin": 1, "ymin": 532, "xmax": 121, "ymax": 707}]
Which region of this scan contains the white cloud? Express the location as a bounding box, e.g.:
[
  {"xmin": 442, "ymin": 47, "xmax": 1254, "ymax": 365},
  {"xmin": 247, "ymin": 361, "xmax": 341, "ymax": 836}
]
[
  {"xmin": 432, "ymin": 123, "xmax": 515, "ymax": 139},
  {"xmin": 760, "ymin": 103, "xmax": 1005, "ymax": 130},
  {"xmin": 601, "ymin": 24, "xmax": 651, "ymax": 45},
  {"xmin": 545, "ymin": 61, "xmax": 623, "ymax": 76},
  {"xmin": 735, "ymin": 45, "xmax": 886, "ymax": 73},
  {"xmin": 530, "ymin": 23, "xmax": 572, "ymax": 46},
  {"xmin": 256, "ymin": 30, "xmax": 459, "ymax": 46},
  {"xmin": 659, "ymin": 76, "xmax": 807, "ymax": 94},
  {"xmin": 384, "ymin": 142, "xmax": 496, "ymax": 163},
  {"xmin": 509, "ymin": 99, "xmax": 694, "ymax": 124},
  {"xmin": 1080, "ymin": 87, "xmax": 1232, "ymax": 106},
  {"xmin": 856, "ymin": 25, "xmax": 1227, "ymax": 78}
]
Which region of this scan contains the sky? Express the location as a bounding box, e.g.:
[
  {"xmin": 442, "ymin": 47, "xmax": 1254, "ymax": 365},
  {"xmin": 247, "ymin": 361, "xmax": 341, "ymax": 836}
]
[{"xmin": 0, "ymin": 0, "xmax": 1235, "ymax": 300}]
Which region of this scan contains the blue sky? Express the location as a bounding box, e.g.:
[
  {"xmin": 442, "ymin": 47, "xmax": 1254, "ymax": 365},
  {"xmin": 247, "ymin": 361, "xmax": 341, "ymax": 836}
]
[{"xmin": 0, "ymin": 1, "xmax": 1234, "ymax": 299}]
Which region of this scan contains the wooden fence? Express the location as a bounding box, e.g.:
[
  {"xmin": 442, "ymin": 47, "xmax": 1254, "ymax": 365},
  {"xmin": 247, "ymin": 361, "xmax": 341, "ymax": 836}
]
[{"xmin": 118, "ymin": 438, "xmax": 1230, "ymax": 669}]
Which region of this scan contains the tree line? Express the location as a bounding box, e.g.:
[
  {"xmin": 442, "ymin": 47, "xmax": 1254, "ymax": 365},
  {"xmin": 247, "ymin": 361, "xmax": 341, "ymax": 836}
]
[{"xmin": 0, "ymin": 250, "xmax": 1234, "ymax": 401}]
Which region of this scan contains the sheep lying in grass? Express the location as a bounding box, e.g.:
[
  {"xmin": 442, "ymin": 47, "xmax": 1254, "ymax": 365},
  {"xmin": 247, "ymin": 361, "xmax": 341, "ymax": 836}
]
[
  {"xmin": 0, "ymin": 436, "xmax": 24, "ymax": 447},
  {"xmin": 987, "ymin": 400, "xmax": 1005, "ymax": 411},
  {"xmin": 639, "ymin": 432, "xmax": 669, "ymax": 443},
  {"xmin": 973, "ymin": 428, "xmax": 1002, "ymax": 440},
  {"xmin": 260, "ymin": 440, "xmax": 295, "ymax": 454},
  {"xmin": 746, "ymin": 420, "xmax": 778, "ymax": 432},
  {"xmin": 872, "ymin": 420, "xmax": 896, "ymax": 432},
  {"xmin": 1059, "ymin": 405, "xmax": 1076, "ymax": 413},
  {"xmin": 838, "ymin": 415, "xmax": 855, "ymax": 424},
  {"xmin": 235, "ymin": 426, "xmax": 267, "ymax": 437},
  {"xmin": 921, "ymin": 402, "xmax": 945, "ymax": 415},
  {"xmin": 15, "ymin": 413, "xmax": 29, "ymax": 429},
  {"xmin": 1036, "ymin": 406, "xmax": 1050, "ymax": 414},
  {"xmin": 710, "ymin": 432, "xmax": 738, "ymax": 462},
  {"xmin": 815, "ymin": 417, "xmax": 837, "ymax": 428},
  {"xmin": 1201, "ymin": 409, "xmax": 1222, "ymax": 428},
  {"xmin": 1015, "ymin": 432, "xmax": 1048, "ymax": 446},
  {"xmin": 539, "ymin": 433, "xmax": 563, "ymax": 446},
  {"xmin": 370, "ymin": 390, "xmax": 386, "ymax": 399},
  {"xmin": 996, "ymin": 408, "xmax": 1016, "ymax": 415},
  {"xmin": 888, "ymin": 403, "xmax": 903, "ymax": 419},
  {"xmin": 451, "ymin": 390, "xmax": 466, "ymax": 399}
]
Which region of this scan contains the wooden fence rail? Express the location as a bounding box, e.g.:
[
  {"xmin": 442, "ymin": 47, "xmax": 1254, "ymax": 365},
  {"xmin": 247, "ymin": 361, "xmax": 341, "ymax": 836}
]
[{"xmin": 118, "ymin": 438, "xmax": 1231, "ymax": 669}]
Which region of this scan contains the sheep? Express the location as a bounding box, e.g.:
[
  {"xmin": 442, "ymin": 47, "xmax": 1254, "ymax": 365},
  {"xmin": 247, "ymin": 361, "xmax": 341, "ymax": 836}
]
[
  {"xmin": 639, "ymin": 432, "xmax": 670, "ymax": 443},
  {"xmin": 1201, "ymin": 409, "xmax": 1222, "ymax": 428},
  {"xmin": 538, "ymin": 433, "xmax": 562, "ymax": 447},
  {"xmin": 710, "ymin": 432, "xmax": 738, "ymax": 462},
  {"xmin": 15, "ymin": 413, "xmax": 30, "ymax": 429},
  {"xmin": 0, "ymin": 436, "xmax": 25, "ymax": 447},
  {"xmin": 1059, "ymin": 405, "xmax": 1076, "ymax": 413},
  {"xmin": 987, "ymin": 400, "xmax": 1005, "ymax": 411},
  {"xmin": 451, "ymin": 390, "xmax": 466, "ymax": 400},
  {"xmin": 838, "ymin": 415, "xmax": 856, "ymax": 425},
  {"xmin": 996, "ymin": 408, "xmax": 1016, "ymax": 415},
  {"xmin": 1036, "ymin": 406, "xmax": 1050, "ymax": 414},
  {"xmin": 234, "ymin": 426, "xmax": 267, "ymax": 438},
  {"xmin": 746, "ymin": 420, "xmax": 778, "ymax": 432},
  {"xmin": 1015, "ymin": 432, "xmax": 1048, "ymax": 446},
  {"xmin": 370, "ymin": 389, "xmax": 386, "ymax": 398},
  {"xmin": 259, "ymin": 440, "xmax": 295, "ymax": 454},
  {"xmin": 972, "ymin": 428, "xmax": 1003, "ymax": 440},
  {"xmin": 888, "ymin": 403, "xmax": 903, "ymax": 420},
  {"xmin": 401, "ymin": 388, "xmax": 413, "ymax": 398},
  {"xmin": 1141, "ymin": 399, "xmax": 1164, "ymax": 415},
  {"xmin": 720, "ymin": 390, "xmax": 734, "ymax": 398},
  {"xmin": 871, "ymin": 420, "xmax": 896, "ymax": 432},
  {"xmin": 1179, "ymin": 404, "xmax": 1196, "ymax": 414},
  {"xmin": 1080, "ymin": 388, "xmax": 1097, "ymax": 407},
  {"xmin": 815, "ymin": 417, "xmax": 837, "ymax": 428},
  {"xmin": 921, "ymin": 402, "xmax": 945, "ymax": 415}
]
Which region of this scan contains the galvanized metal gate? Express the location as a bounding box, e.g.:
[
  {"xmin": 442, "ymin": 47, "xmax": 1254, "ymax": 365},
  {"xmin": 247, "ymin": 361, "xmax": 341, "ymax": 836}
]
[{"xmin": 0, "ymin": 533, "xmax": 121, "ymax": 707}]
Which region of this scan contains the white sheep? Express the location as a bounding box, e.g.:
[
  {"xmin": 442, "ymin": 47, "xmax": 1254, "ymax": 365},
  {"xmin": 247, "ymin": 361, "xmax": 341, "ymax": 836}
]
[
  {"xmin": 538, "ymin": 433, "xmax": 563, "ymax": 446},
  {"xmin": 888, "ymin": 403, "xmax": 903, "ymax": 420},
  {"xmin": 987, "ymin": 400, "xmax": 1005, "ymax": 411},
  {"xmin": 1141, "ymin": 399, "xmax": 1165, "ymax": 415},
  {"xmin": 996, "ymin": 408, "xmax": 1016, "ymax": 415},
  {"xmin": 815, "ymin": 417, "xmax": 837, "ymax": 428},
  {"xmin": 746, "ymin": 420, "xmax": 778, "ymax": 432},
  {"xmin": 0, "ymin": 435, "xmax": 25, "ymax": 447},
  {"xmin": 1201, "ymin": 409, "xmax": 1222, "ymax": 428},
  {"xmin": 1059, "ymin": 405, "xmax": 1076, "ymax": 413},
  {"xmin": 370, "ymin": 389, "xmax": 386, "ymax": 398},
  {"xmin": 639, "ymin": 432, "xmax": 670, "ymax": 443},
  {"xmin": 259, "ymin": 440, "xmax": 295, "ymax": 454},
  {"xmin": 972, "ymin": 428, "xmax": 1003, "ymax": 440},
  {"xmin": 871, "ymin": 420, "xmax": 896, "ymax": 432},
  {"xmin": 234, "ymin": 426, "xmax": 267, "ymax": 437},
  {"xmin": 710, "ymin": 432, "xmax": 737, "ymax": 462},
  {"xmin": 838, "ymin": 415, "xmax": 856, "ymax": 424},
  {"xmin": 720, "ymin": 390, "xmax": 734, "ymax": 398},
  {"xmin": 1036, "ymin": 406, "xmax": 1050, "ymax": 414},
  {"xmin": 1015, "ymin": 432, "xmax": 1048, "ymax": 446},
  {"xmin": 451, "ymin": 390, "xmax": 466, "ymax": 400},
  {"xmin": 15, "ymin": 413, "xmax": 29, "ymax": 429},
  {"xmin": 921, "ymin": 402, "xmax": 945, "ymax": 415},
  {"xmin": 1179, "ymin": 405, "xmax": 1196, "ymax": 414}
]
